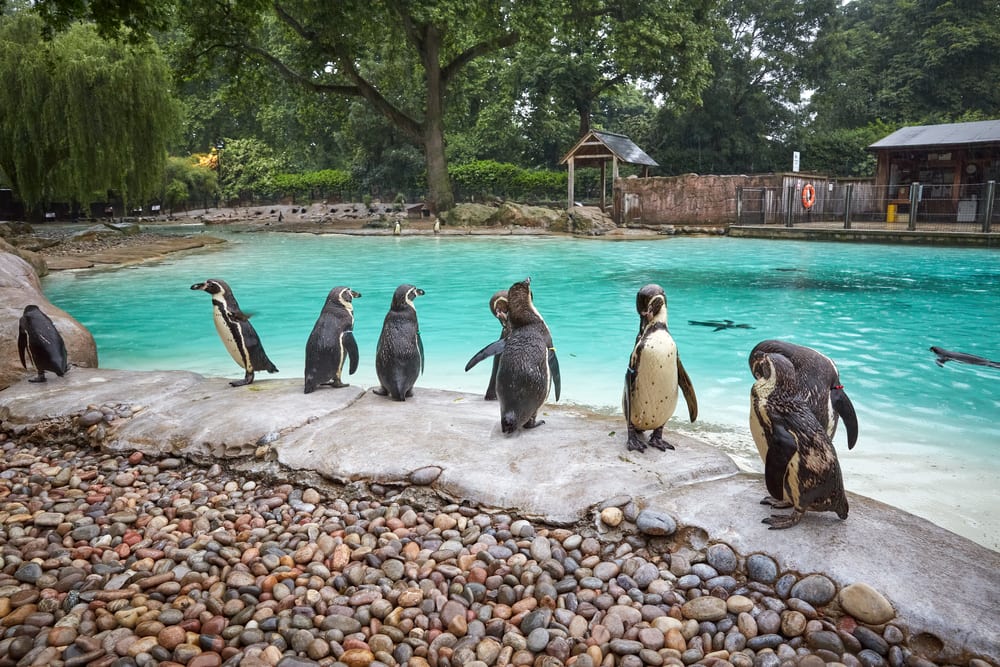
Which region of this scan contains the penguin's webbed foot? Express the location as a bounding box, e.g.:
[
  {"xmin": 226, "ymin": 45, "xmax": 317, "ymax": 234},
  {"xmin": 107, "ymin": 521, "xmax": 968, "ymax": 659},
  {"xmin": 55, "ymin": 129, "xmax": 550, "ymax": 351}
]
[
  {"xmin": 762, "ymin": 511, "xmax": 802, "ymax": 530},
  {"xmin": 760, "ymin": 496, "xmax": 793, "ymax": 509},
  {"xmin": 372, "ymin": 387, "xmax": 389, "ymax": 396},
  {"xmin": 325, "ymin": 379, "xmax": 348, "ymax": 388},
  {"xmin": 29, "ymin": 374, "xmax": 47, "ymax": 383},
  {"xmin": 523, "ymin": 417, "xmax": 545, "ymax": 429},
  {"xmin": 626, "ymin": 432, "xmax": 646, "ymax": 452},
  {"xmin": 230, "ymin": 372, "xmax": 254, "ymax": 387},
  {"xmin": 647, "ymin": 428, "xmax": 675, "ymax": 452}
]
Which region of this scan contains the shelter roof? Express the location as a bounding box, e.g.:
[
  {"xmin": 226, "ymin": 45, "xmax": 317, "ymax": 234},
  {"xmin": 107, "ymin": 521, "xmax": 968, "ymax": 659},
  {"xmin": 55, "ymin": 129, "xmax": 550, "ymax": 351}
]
[
  {"xmin": 560, "ymin": 130, "xmax": 659, "ymax": 167},
  {"xmin": 868, "ymin": 119, "xmax": 1000, "ymax": 150}
]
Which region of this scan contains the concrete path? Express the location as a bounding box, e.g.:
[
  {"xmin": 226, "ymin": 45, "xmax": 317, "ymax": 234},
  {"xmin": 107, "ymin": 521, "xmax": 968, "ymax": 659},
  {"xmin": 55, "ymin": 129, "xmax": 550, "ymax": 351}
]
[{"xmin": 1, "ymin": 368, "xmax": 997, "ymax": 660}]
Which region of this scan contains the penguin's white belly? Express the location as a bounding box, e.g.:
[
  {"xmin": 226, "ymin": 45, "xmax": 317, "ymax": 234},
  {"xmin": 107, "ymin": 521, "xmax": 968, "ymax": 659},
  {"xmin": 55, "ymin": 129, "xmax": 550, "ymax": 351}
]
[
  {"xmin": 749, "ymin": 390, "xmax": 769, "ymax": 463},
  {"xmin": 628, "ymin": 332, "xmax": 678, "ymax": 430},
  {"xmin": 213, "ymin": 309, "xmax": 248, "ymax": 369}
]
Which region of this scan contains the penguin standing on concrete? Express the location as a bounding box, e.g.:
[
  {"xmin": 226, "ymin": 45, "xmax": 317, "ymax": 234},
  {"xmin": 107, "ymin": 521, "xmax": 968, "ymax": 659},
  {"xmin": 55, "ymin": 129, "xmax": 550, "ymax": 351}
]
[
  {"xmin": 749, "ymin": 349, "xmax": 850, "ymax": 529},
  {"xmin": 466, "ymin": 278, "xmax": 560, "ymax": 433},
  {"xmin": 749, "ymin": 339, "xmax": 858, "ymax": 507},
  {"xmin": 374, "ymin": 284, "xmax": 424, "ymax": 400},
  {"xmin": 623, "ymin": 284, "xmax": 698, "ymax": 452},
  {"xmin": 190, "ymin": 279, "xmax": 279, "ymax": 387},
  {"xmin": 482, "ymin": 289, "xmax": 510, "ymax": 401},
  {"xmin": 304, "ymin": 286, "xmax": 361, "ymax": 393},
  {"xmin": 18, "ymin": 305, "xmax": 69, "ymax": 382}
]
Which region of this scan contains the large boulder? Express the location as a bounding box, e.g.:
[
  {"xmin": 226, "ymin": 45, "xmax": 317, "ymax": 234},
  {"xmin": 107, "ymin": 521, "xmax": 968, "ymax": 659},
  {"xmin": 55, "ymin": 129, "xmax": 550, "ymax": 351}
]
[
  {"xmin": 551, "ymin": 206, "xmax": 617, "ymax": 235},
  {"xmin": 0, "ymin": 237, "xmax": 48, "ymax": 277},
  {"xmin": 487, "ymin": 202, "xmax": 563, "ymax": 228},
  {"xmin": 0, "ymin": 252, "xmax": 97, "ymax": 390},
  {"xmin": 443, "ymin": 203, "xmax": 496, "ymax": 227}
]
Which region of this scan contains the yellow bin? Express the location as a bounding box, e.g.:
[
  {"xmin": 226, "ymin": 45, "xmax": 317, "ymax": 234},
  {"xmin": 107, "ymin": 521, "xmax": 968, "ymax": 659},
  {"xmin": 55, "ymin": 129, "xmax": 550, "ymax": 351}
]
[{"xmin": 887, "ymin": 204, "xmax": 897, "ymax": 223}]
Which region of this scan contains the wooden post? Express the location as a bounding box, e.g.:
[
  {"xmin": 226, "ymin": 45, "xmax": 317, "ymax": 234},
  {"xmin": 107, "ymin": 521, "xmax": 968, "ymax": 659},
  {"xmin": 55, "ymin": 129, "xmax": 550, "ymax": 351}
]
[
  {"xmin": 908, "ymin": 182, "xmax": 920, "ymax": 231},
  {"xmin": 600, "ymin": 160, "xmax": 606, "ymax": 211},
  {"xmin": 983, "ymin": 180, "xmax": 996, "ymax": 232},
  {"xmin": 567, "ymin": 157, "xmax": 575, "ymax": 210},
  {"xmin": 844, "ymin": 183, "xmax": 854, "ymax": 229}
]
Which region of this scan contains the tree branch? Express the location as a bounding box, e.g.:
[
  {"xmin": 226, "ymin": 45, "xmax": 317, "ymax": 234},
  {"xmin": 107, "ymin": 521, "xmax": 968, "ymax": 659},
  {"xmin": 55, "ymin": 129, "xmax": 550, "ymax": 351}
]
[{"xmin": 442, "ymin": 30, "xmax": 520, "ymax": 85}]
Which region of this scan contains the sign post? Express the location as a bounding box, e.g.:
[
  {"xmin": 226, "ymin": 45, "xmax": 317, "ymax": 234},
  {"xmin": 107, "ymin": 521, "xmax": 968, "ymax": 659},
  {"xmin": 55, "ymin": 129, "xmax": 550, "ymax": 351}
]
[{"xmin": 792, "ymin": 151, "xmax": 800, "ymax": 173}]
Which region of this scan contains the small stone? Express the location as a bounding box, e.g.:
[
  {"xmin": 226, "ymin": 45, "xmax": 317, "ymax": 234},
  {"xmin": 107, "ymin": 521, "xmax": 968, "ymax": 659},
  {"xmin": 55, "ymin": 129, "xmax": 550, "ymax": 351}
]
[
  {"xmin": 635, "ymin": 510, "xmax": 676, "ymax": 536},
  {"xmin": 14, "ymin": 562, "xmax": 42, "ymax": 584},
  {"xmin": 600, "ymin": 507, "xmax": 624, "ymax": 527},
  {"xmin": 680, "ymin": 596, "xmax": 727, "ymax": 621},
  {"xmin": 780, "ymin": 610, "xmax": 807, "ymax": 637},
  {"xmin": 747, "ymin": 554, "xmax": 778, "ymax": 583},
  {"xmin": 790, "ymin": 574, "xmax": 837, "ymax": 606},
  {"xmin": 840, "ymin": 583, "xmax": 895, "ymax": 625},
  {"xmin": 706, "ymin": 543, "xmax": 738, "ymax": 574},
  {"xmin": 727, "ymin": 594, "xmax": 753, "ymax": 614}
]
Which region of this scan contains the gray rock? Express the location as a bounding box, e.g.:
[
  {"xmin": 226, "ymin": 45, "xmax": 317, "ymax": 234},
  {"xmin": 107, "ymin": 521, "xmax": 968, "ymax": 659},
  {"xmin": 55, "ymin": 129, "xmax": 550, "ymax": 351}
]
[
  {"xmin": 706, "ymin": 543, "xmax": 738, "ymax": 574},
  {"xmin": 635, "ymin": 509, "xmax": 676, "ymax": 536},
  {"xmin": 747, "ymin": 554, "xmax": 779, "ymax": 583},
  {"xmin": 791, "ymin": 574, "xmax": 837, "ymax": 606}
]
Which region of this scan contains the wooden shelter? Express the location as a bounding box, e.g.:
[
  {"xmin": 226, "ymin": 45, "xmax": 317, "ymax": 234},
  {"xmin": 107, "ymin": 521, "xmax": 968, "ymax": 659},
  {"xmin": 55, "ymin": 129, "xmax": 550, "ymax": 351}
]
[
  {"xmin": 868, "ymin": 119, "xmax": 1000, "ymax": 220},
  {"xmin": 559, "ymin": 130, "xmax": 658, "ymax": 211}
]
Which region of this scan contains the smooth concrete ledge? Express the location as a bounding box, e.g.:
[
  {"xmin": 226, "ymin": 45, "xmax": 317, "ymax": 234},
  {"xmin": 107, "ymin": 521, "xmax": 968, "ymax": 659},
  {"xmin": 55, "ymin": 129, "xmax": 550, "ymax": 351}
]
[
  {"xmin": 729, "ymin": 225, "xmax": 1000, "ymax": 247},
  {"xmin": 1, "ymin": 368, "xmax": 997, "ymax": 660}
]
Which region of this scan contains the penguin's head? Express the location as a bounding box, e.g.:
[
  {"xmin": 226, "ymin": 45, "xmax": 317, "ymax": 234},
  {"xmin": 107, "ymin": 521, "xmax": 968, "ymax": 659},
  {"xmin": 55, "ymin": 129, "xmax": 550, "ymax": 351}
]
[
  {"xmin": 22, "ymin": 304, "xmax": 41, "ymax": 316},
  {"xmin": 391, "ymin": 284, "xmax": 424, "ymax": 311},
  {"xmin": 751, "ymin": 351, "xmax": 794, "ymax": 386},
  {"xmin": 507, "ymin": 278, "xmax": 543, "ymax": 327},
  {"xmin": 489, "ymin": 290, "xmax": 510, "ymax": 326},
  {"xmin": 190, "ymin": 279, "xmax": 231, "ymax": 297},
  {"xmin": 636, "ymin": 284, "xmax": 667, "ymax": 325},
  {"xmin": 329, "ymin": 286, "xmax": 361, "ymax": 311}
]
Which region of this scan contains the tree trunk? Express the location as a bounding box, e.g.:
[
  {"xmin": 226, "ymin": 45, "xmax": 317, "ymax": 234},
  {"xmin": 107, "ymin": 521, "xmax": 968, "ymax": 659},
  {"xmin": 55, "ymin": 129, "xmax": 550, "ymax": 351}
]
[{"xmin": 420, "ymin": 26, "xmax": 455, "ymax": 214}]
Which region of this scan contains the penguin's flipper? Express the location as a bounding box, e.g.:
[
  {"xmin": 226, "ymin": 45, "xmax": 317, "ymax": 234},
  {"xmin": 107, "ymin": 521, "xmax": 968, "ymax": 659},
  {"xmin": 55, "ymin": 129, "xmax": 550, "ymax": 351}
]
[
  {"xmin": 344, "ymin": 331, "xmax": 359, "ymax": 375},
  {"xmin": 417, "ymin": 331, "xmax": 425, "ymax": 374},
  {"xmin": 548, "ymin": 347, "xmax": 561, "ymax": 402},
  {"xmin": 465, "ymin": 339, "xmax": 505, "ymax": 371},
  {"xmin": 831, "ymin": 386, "xmax": 859, "ymax": 450},
  {"xmin": 677, "ymin": 356, "xmax": 698, "ymax": 422},
  {"xmin": 17, "ymin": 325, "xmax": 28, "ymax": 369},
  {"xmin": 485, "ymin": 356, "xmax": 501, "ymax": 400},
  {"xmin": 764, "ymin": 423, "xmax": 797, "ymax": 502}
]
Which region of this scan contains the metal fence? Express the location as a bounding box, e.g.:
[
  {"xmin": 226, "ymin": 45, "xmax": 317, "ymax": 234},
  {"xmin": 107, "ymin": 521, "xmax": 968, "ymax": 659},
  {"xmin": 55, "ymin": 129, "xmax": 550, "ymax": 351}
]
[{"xmin": 735, "ymin": 180, "xmax": 998, "ymax": 233}]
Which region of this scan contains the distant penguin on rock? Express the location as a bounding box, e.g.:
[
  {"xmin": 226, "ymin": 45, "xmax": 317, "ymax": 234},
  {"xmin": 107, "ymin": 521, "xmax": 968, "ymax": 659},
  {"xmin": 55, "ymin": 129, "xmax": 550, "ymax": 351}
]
[
  {"xmin": 304, "ymin": 286, "xmax": 361, "ymax": 393},
  {"xmin": 623, "ymin": 284, "xmax": 697, "ymax": 452},
  {"xmin": 18, "ymin": 305, "xmax": 69, "ymax": 383},
  {"xmin": 190, "ymin": 279, "xmax": 279, "ymax": 387},
  {"xmin": 466, "ymin": 278, "xmax": 560, "ymax": 433},
  {"xmin": 374, "ymin": 284, "xmax": 425, "ymax": 400},
  {"xmin": 749, "ymin": 348, "xmax": 850, "ymax": 529}
]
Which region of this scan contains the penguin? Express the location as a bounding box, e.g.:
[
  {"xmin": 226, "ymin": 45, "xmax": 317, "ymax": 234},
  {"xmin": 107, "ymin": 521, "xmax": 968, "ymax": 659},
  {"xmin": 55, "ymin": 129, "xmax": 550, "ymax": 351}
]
[
  {"xmin": 749, "ymin": 339, "xmax": 858, "ymax": 464},
  {"xmin": 465, "ymin": 278, "xmax": 561, "ymax": 433},
  {"xmin": 623, "ymin": 284, "xmax": 698, "ymax": 452},
  {"xmin": 304, "ymin": 286, "xmax": 361, "ymax": 394},
  {"xmin": 749, "ymin": 350, "xmax": 850, "ymax": 529},
  {"xmin": 483, "ymin": 290, "xmax": 510, "ymax": 401},
  {"xmin": 190, "ymin": 279, "xmax": 279, "ymax": 387},
  {"xmin": 374, "ymin": 284, "xmax": 425, "ymax": 400},
  {"xmin": 18, "ymin": 305, "xmax": 69, "ymax": 383}
]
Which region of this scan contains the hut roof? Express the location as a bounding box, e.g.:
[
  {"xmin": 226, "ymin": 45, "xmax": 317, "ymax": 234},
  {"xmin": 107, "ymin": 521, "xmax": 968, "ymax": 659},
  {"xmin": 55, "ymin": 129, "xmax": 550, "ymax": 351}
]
[
  {"xmin": 868, "ymin": 119, "xmax": 1000, "ymax": 151},
  {"xmin": 560, "ymin": 130, "xmax": 659, "ymax": 167}
]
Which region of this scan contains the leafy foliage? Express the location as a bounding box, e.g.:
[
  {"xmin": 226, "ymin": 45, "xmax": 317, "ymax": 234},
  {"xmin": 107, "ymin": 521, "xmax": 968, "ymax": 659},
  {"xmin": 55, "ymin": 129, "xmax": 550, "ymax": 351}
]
[{"xmin": 0, "ymin": 9, "xmax": 180, "ymax": 213}]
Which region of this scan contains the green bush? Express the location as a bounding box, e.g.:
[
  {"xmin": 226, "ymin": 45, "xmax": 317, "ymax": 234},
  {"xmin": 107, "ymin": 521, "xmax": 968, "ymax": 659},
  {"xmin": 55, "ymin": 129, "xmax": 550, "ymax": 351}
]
[
  {"xmin": 449, "ymin": 160, "xmax": 567, "ymax": 202},
  {"xmin": 272, "ymin": 169, "xmax": 357, "ymax": 202}
]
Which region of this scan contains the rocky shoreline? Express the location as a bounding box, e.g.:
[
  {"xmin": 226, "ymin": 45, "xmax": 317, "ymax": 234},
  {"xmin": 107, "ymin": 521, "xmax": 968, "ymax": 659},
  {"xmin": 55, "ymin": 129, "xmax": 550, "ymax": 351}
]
[{"xmin": 0, "ymin": 433, "xmax": 980, "ymax": 667}]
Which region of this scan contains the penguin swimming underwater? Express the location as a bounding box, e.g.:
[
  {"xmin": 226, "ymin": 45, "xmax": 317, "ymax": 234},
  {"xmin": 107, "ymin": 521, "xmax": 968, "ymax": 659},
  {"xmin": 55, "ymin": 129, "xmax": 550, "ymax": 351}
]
[
  {"xmin": 18, "ymin": 305, "xmax": 69, "ymax": 382},
  {"xmin": 190, "ymin": 279, "xmax": 279, "ymax": 387},
  {"xmin": 749, "ymin": 350, "xmax": 850, "ymax": 529},
  {"xmin": 374, "ymin": 284, "xmax": 425, "ymax": 400},
  {"xmin": 623, "ymin": 284, "xmax": 697, "ymax": 452},
  {"xmin": 304, "ymin": 287, "xmax": 361, "ymax": 394},
  {"xmin": 466, "ymin": 278, "xmax": 561, "ymax": 433},
  {"xmin": 482, "ymin": 289, "xmax": 510, "ymax": 401}
]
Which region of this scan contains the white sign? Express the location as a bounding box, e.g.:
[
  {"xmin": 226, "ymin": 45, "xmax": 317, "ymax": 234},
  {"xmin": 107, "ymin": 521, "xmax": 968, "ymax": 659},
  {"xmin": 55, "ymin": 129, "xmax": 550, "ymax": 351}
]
[{"xmin": 792, "ymin": 151, "xmax": 800, "ymax": 173}]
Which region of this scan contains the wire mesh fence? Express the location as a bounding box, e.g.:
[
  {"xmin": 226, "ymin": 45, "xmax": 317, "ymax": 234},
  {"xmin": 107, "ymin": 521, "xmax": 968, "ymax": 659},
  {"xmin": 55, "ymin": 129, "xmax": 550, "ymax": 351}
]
[{"xmin": 735, "ymin": 181, "xmax": 998, "ymax": 233}]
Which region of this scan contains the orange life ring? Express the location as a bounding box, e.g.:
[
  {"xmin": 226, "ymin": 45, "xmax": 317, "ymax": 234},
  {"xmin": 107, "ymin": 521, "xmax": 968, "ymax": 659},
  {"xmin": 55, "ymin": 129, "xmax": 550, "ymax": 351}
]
[{"xmin": 801, "ymin": 183, "xmax": 816, "ymax": 209}]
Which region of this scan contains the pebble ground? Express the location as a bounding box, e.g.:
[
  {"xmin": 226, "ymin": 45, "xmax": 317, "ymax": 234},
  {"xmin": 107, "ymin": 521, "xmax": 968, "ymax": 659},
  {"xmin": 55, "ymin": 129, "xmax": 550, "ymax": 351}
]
[{"xmin": 0, "ymin": 432, "xmax": 993, "ymax": 667}]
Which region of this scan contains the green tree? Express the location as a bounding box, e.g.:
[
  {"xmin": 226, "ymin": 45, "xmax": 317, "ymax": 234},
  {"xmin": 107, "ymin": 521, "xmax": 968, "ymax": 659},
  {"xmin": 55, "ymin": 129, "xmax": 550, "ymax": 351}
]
[
  {"xmin": 217, "ymin": 138, "xmax": 287, "ymax": 205},
  {"xmin": 649, "ymin": 0, "xmax": 836, "ymax": 174},
  {"xmin": 0, "ymin": 8, "xmax": 180, "ymax": 214}
]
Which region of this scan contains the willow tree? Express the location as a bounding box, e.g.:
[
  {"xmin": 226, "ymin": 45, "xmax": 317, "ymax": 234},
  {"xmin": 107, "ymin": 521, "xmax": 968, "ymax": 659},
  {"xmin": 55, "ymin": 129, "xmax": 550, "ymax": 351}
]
[{"xmin": 0, "ymin": 10, "xmax": 179, "ymax": 215}]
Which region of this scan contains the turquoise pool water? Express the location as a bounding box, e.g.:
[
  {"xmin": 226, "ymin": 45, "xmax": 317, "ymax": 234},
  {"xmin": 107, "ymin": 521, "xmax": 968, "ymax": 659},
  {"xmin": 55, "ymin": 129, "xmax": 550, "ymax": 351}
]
[{"xmin": 41, "ymin": 230, "xmax": 1000, "ymax": 549}]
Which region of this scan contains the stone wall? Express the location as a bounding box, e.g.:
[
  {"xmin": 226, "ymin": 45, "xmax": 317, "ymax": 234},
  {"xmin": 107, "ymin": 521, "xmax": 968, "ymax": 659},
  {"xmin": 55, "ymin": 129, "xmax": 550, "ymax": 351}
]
[{"xmin": 613, "ymin": 173, "xmax": 780, "ymax": 227}]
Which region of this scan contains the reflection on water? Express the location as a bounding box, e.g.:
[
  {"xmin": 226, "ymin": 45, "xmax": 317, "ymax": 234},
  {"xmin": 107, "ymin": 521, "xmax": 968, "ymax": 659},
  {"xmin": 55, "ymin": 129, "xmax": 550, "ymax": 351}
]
[{"xmin": 42, "ymin": 231, "xmax": 1000, "ymax": 550}]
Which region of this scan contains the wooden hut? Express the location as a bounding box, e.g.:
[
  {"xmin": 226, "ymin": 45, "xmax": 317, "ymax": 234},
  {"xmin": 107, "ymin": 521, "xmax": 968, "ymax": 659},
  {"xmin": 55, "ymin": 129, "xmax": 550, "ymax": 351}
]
[
  {"xmin": 559, "ymin": 130, "xmax": 658, "ymax": 211},
  {"xmin": 869, "ymin": 119, "xmax": 1000, "ymax": 221}
]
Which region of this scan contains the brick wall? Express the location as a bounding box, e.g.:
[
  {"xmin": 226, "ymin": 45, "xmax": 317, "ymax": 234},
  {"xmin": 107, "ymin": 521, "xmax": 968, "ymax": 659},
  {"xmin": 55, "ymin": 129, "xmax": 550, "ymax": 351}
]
[{"xmin": 613, "ymin": 173, "xmax": 781, "ymax": 226}]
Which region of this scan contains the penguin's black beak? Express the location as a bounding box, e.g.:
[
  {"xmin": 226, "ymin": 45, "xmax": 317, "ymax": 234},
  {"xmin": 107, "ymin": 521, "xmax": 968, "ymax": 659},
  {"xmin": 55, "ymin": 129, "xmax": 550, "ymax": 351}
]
[
  {"xmin": 351, "ymin": 290, "xmax": 362, "ymax": 298},
  {"xmin": 190, "ymin": 282, "xmax": 206, "ymax": 291},
  {"xmin": 415, "ymin": 288, "xmax": 425, "ymax": 296}
]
